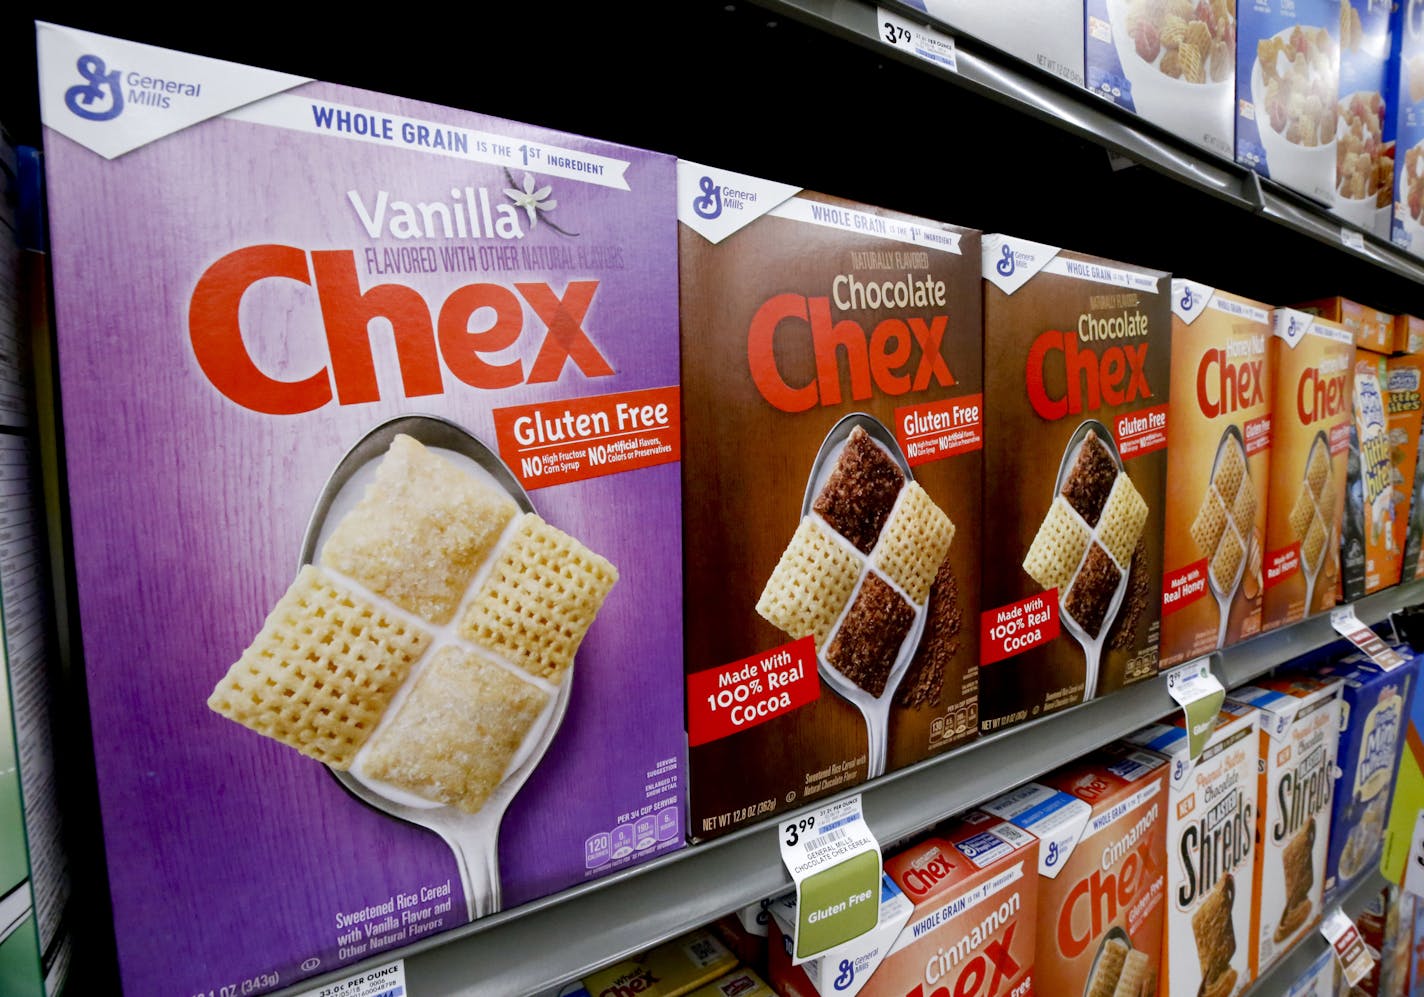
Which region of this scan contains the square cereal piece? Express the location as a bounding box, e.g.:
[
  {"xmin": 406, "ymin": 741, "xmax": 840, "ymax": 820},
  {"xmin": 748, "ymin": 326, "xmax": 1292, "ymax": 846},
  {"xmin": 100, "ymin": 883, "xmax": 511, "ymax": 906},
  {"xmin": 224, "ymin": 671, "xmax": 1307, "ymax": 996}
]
[
  {"xmin": 458, "ymin": 513, "xmax": 618, "ymax": 683},
  {"xmin": 824, "ymin": 573, "xmax": 914, "ymax": 697},
  {"xmin": 1191, "ymin": 490, "xmax": 1228, "ymax": 559},
  {"xmin": 1064, "ymin": 542, "xmax": 1121, "ymax": 638},
  {"xmin": 1212, "ymin": 529, "xmax": 1244, "ymax": 589},
  {"xmin": 1231, "ymin": 477, "xmax": 1258, "ymax": 537},
  {"xmin": 898, "ymin": 557, "xmax": 961, "ymax": 709},
  {"xmin": 872, "ymin": 482, "xmax": 955, "ymax": 604},
  {"xmin": 1318, "ymin": 476, "xmax": 1335, "ymax": 517},
  {"xmin": 321, "ymin": 434, "xmax": 518, "ymax": 625},
  {"xmin": 1191, "ymin": 874, "xmax": 1237, "ymax": 986},
  {"xmin": 756, "ymin": 516, "xmax": 861, "ymax": 651},
  {"xmin": 1288, "ymin": 488, "xmax": 1316, "ymax": 540},
  {"xmin": 1303, "ymin": 514, "xmax": 1327, "ymax": 570},
  {"xmin": 1023, "ymin": 496, "xmax": 1091, "ymax": 592},
  {"xmin": 1060, "ymin": 431, "xmax": 1118, "ymax": 526},
  {"xmin": 1097, "ymin": 473, "xmax": 1149, "ymax": 567},
  {"xmin": 208, "ymin": 565, "xmax": 432, "ymax": 769},
  {"xmin": 360, "ymin": 646, "xmax": 548, "ymax": 813},
  {"xmin": 1307, "ymin": 446, "xmax": 1330, "ymax": 497},
  {"xmin": 1111, "ymin": 949, "xmax": 1151, "ymax": 997},
  {"xmin": 1213, "ymin": 442, "xmax": 1245, "ymax": 505},
  {"xmin": 1087, "ymin": 937, "xmax": 1128, "ymax": 997},
  {"xmin": 812, "ymin": 426, "xmax": 905, "ymax": 553}
]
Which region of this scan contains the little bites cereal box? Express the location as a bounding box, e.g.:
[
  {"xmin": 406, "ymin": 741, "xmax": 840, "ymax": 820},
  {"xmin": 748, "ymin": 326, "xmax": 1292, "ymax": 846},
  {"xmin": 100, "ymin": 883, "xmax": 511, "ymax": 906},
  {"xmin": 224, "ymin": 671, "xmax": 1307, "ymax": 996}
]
[
  {"xmin": 876, "ymin": 816, "xmax": 1038, "ymax": 997},
  {"xmin": 1160, "ymin": 282, "xmax": 1272, "ymax": 666},
  {"xmin": 1385, "ymin": 356, "xmax": 1424, "ymax": 585},
  {"xmin": 980, "ymin": 237, "xmax": 1168, "ymax": 732},
  {"xmin": 1227, "ymin": 673, "xmax": 1344, "ymax": 974},
  {"xmin": 1019, "ymin": 744, "xmax": 1169, "ymax": 997},
  {"xmin": 1261, "ymin": 309, "xmax": 1354, "ymax": 630},
  {"xmin": 679, "ymin": 163, "xmax": 983, "ymax": 840},
  {"xmin": 38, "ymin": 22, "xmax": 685, "ymax": 996},
  {"xmin": 1342, "ymin": 350, "xmax": 1396, "ymax": 600},
  {"xmin": 1127, "ymin": 704, "xmax": 1260, "ymax": 997}
]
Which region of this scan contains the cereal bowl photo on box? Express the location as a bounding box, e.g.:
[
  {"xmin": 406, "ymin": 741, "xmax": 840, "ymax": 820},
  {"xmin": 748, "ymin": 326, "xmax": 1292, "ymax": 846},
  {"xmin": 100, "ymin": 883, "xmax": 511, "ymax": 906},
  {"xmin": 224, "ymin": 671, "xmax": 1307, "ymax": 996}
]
[
  {"xmin": 1252, "ymin": 24, "xmax": 1340, "ymax": 201},
  {"xmin": 1334, "ymin": 90, "xmax": 1394, "ymax": 236},
  {"xmin": 1400, "ymin": 139, "xmax": 1424, "ymax": 253}
]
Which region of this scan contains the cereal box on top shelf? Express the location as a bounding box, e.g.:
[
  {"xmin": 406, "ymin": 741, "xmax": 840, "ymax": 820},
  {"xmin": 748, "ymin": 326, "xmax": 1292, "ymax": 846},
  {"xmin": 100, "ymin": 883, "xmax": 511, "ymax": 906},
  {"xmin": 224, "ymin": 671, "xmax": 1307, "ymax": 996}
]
[
  {"xmin": 1385, "ymin": 354, "xmax": 1424, "ymax": 584},
  {"xmin": 980, "ymin": 236, "xmax": 1169, "ymax": 733},
  {"xmin": 1395, "ymin": 313, "xmax": 1424, "ymax": 355},
  {"xmin": 912, "ymin": 0, "xmax": 1085, "ymax": 86},
  {"xmin": 1160, "ymin": 281, "xmax": 1272, "ymax": 667},
  {"xmin": 678, "ymin": 162, "xmax": 983, "ymax": 840},
  {"xmin": 1392, "ymin": 1, "xmax": 1424, "ymax": 257},
  {"xmin": 1331, "ymin": 0, "xmax": 1395, "ymax": 238},
  {"xmin": 1084, "ymin": 0, "xmax": 1236, "ymax": 157},
  {"xmin": 1341, "ymin": 349, "xmax": 1396, "ymax": 600},
  {"xmin": 1236, "ymin": 0, "xmax": 1342, "ymax": 204},
  {"xmin": 1298, "ymin": 296, "xmax": 1395, "ymax": 355},
  {"xmin": 37, "ymin": 21, "xmax": 686, "ymax": 997},
  {"xmin": 1126, "ymin": 703, "xmax": 1260, "ymax": 997},
  {"xmin": 1261, "ymin": 309, "xmax": 1353, "ymax": 631},
  {"xmin": 1227, "ymin": 672, "xmax": 1343, "ymax": 975}
]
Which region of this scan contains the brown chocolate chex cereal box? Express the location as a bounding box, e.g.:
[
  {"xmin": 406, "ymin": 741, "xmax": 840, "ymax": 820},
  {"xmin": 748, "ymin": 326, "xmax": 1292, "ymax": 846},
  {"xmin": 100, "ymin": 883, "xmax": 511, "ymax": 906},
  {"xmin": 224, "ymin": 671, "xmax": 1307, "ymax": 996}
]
[
  {"xmin": 679, "ymin": 163, "xmax": 983, "ymax": 840},
  {"xmin": 1160, "ymin": 282, "xmax": 1273, "ymax": 667},
  {"xmin": 980, "ymin": 236, "xmax": 1170, "ymax": 732}
]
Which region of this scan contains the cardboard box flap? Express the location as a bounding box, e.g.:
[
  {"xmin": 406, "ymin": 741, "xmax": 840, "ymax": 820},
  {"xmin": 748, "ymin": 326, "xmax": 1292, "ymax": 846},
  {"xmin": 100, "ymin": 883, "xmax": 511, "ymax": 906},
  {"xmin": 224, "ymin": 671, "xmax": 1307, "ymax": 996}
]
[
  {"xmin": 676, "ymin": 160, "xmax": 802, "ymax": 245},
  {"xmin": 981, "ymin": 782, "xmax": 1091, "ymax": 877},
  {"xmin": 769, "ymin": 873, "xmax": 912, "ymax": 997}
]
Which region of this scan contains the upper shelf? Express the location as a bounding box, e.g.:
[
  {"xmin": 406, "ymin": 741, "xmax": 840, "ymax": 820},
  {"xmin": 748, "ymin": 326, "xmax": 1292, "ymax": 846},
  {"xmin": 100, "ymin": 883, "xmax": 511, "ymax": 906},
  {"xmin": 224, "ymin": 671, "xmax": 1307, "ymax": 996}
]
[
  {"xmin": 759, "ymin": 0, "xmax": 1424, "ymax": 286},
  {"xmin": 275, "ymin": 578, "xmax": 1424, "ymax": 996}
]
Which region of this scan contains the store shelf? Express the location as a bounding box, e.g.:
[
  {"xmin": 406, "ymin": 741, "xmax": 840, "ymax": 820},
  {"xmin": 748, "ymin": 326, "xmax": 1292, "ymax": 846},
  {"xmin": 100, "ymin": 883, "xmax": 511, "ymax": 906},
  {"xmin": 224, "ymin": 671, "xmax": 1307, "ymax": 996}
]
[
  {"xmin": 1243, "ymin": 871, "xmax": 1391, "ymax": 997},
  {"xmin": 757, "ymin": 0, "xmax": 1424, "ymax": 285},
  {"xmin": 275, "ymin": 579, "xmax": 1424, "ymax": 996}
]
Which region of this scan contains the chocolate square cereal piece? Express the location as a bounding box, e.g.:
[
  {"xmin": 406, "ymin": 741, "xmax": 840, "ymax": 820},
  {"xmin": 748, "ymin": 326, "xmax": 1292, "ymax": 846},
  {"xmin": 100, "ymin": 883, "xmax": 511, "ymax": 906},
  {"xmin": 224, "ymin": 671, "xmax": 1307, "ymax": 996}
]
[
  {"xmin": 756, "ymin": 517, "xmax": 861, "ymax": 650},
  {"xmin": 208, "ymin": 565, "xmax": 432, "ymax": 769},
  {"xmin": 459, "ymin": 513, "xmax": 618, "ymax": 683},
  {"xmin": 1060, "ymin": 431, "xmax": 1118, "ymax": 526},
  {"xmin": 322, "ymin": 434, "xmax": 518, "ymax": 626},
  {"xmin": 873, "ymin": 482, "xmax": 955, "ymax": 603},
  {"xmin": 361, "ymin": 646, "xmax": 548, "ymax": 813},
  {"xmin": 1214, "ymin": 442, "xmax": 1245, "ymax": 506},
  {"xmin": 824, "ymin": 573, "xmax": 914, "ymax": 697},
  {"xmin": 1288, "ymin": 488, "xmax": 1316, "ymax": 540},
  {"xmin": 812, "ymin": 426, "xmax": 905, "ymax": 553},
  {"xmin": 898, "ymin": 558, "xmax": 961, "ymax": 709},
  {"xmin": 1231, "ymin": 477, "xmax": 1258, "ymax": 536},
  {"xmin": 1097, "ymin": 473, "xmax": 1149, "ymax": 567},
  {"xmin": 1064, "ymin": 542, "xmax": 1121, "ymax": 637},
  {"xmin": 1302, "ymin": 514, "xmax": 1327, "ymax": 570},
  {"xmin": 1023, "ymin": 496, "xmax": 1091, "ymax": 592},
  {"xmin": 1211, "ymin": 530, "xmax": 1244, "ymax": 589},
  {"xmin": 1191, "ymin": 490, "xmax": 1228, "ymax": 558}
]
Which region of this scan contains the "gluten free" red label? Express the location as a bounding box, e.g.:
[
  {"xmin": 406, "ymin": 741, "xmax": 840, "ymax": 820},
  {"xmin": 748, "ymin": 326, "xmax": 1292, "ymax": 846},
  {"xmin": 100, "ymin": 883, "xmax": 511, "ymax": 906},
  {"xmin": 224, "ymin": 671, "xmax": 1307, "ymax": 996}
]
[{"xmin": 894, "ymin": 394, "xmax": 983, "ymax": 467}]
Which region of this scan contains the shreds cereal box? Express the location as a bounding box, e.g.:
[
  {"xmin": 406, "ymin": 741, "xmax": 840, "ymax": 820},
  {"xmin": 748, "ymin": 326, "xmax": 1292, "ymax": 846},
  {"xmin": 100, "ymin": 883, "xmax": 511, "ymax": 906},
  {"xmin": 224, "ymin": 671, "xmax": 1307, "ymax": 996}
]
[
  {"xmin": 1342, "ymin": 349, "xmax": 1397, "ymax": 599},
  {"xmin": 1331, "ymin": 0, "xmax": 1396, "ymax": 238},
  {"xmin": 1392, "ymin": 3, "xmax": 1424, "ymax": 257},
  {"xmin": 1084, "ymin": 0, "xmax": 1236, "ymax": 157},
  {"xmin": 1298, "ymin": 296, "xmax": 1395, "ymax": 359},
  {"xmin": 1236, "ymin": 0, "xmax": 1342, "ymax": 203},
  {"xmin": 36, "ymin": 21, "xmax": 686, "ymax": 996},
  {"xmin": 912, "ymin": 0, "xmax": 1086, "ymax": 86},
  {"xmin": 1227, "ymin": 672, "xmax": 1344, "ymax": 974},
  {"xmin": 1160, "ymin": 281, "xmax": 1272, "ymax": 667},
  {"xmin": 677, "ymin": 163, "xmax": 983, "ymax": 841},
  {"xmin": 980, "ymin": 236, "xmax": 1169, "ymax": 733},
  {"xmin": 1386, "ymin": 355, "xmax": 1424, "ymax": 584},
  {"xmin": 1261, "ymin": 309, "xmax": 1354, "ymax": 630},
  {"xmin": 1127, "ymin": 703, "xmax": 1260, "ymax": 997},
  {"xmin": 988, "ymin": 742, "xmax": 1170, "ymax": 997},
  {"xmin": 1311, "ymin": 650, "xmax": 1416, "ymax": 903}
]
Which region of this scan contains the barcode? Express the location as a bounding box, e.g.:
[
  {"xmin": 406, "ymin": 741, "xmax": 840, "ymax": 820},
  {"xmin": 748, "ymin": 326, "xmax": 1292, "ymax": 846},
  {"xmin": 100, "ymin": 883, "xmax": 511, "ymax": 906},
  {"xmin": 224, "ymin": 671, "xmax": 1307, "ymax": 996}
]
[
  {"xmin": 688, "ymin": 937, "xmax": 718, "ymax": 964},
  {"xmin": 805, "ymin": 828, "xmax": 850, "ymax": 857}
]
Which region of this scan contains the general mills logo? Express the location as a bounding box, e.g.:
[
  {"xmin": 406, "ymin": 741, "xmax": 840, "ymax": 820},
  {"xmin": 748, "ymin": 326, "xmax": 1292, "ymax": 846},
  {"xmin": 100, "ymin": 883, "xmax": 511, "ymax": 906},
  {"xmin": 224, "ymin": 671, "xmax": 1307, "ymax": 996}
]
[
  {"xmin": 693, "ymin": 175, "xmax": 722, "ymax": 220},
  {"xmin": 1045, "ymin": 840, "xmax": 1059, "ymax": 866},
  {"xmin": 834, "ymin": 958, "xmax": 855, "ymax": 990},
  {"xmin": 1174, "ymin": 758, "xmax": 1187, "ymax": 781},
  {"xmin": 996, "ymin": 243, "xmax": 1015, "ymax": 276},
  {"xmin": 1180, "ymin": 285, "xmax": 1196, "ymax": 310},
  {"xmin": 1288, "ymin": 315, "xmax": 1302, "ymax": 337},
  {"xmin": 65, "ymin": 54, "xmax": 124, "ymax": 122}
]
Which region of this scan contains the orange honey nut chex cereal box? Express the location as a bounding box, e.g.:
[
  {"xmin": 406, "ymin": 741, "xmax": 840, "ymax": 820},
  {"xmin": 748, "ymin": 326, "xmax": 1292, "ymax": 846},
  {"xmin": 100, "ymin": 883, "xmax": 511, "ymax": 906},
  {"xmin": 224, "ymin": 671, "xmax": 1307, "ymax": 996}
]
[{"xmin": 1160, "ymin": 281, "xmax": 1273, "ymax": 666}]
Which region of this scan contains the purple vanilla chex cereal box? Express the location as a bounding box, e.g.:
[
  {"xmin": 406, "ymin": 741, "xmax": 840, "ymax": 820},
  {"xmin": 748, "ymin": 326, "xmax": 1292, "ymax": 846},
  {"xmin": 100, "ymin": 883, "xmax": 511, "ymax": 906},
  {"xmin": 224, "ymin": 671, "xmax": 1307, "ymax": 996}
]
[{"xmin": 35, "ymin": 21, "xmax": 684, "ymax": 996}]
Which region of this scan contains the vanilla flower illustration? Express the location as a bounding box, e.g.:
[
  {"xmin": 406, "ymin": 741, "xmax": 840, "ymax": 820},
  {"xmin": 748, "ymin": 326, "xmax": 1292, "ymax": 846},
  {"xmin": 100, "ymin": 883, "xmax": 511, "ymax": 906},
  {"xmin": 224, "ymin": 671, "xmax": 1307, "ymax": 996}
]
[{"xmin": 502, "ymin": 169, "xmax": 578, "ymax": 236}]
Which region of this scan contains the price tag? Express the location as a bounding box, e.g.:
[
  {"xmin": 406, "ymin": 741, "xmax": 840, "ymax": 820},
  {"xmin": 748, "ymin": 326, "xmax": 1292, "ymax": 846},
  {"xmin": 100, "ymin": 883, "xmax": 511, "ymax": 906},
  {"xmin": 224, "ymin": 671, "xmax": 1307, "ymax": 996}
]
[
  {"xmin": 1341, "ymin": 226, "xmax": 1366, "ymax": 252},
  {"xmin": 779, "ymin": 794, "xmax": 883, "ymax": 963},
  {"xmin": 1164, "ymin": 656, "xmax": 1226, "ymax": 761},
  {"xmin": 1404, "ymin": 810, "xmax": 1424, "ymax": 899},
  {"xmin": 1321, "ymin": 906, "xmax": 1375, "ymax": 986},
  {"xmin": 876, "ymin": 8, "xmax": 958, "ymax": 72},
  {"xmin": 1331, "ymin": 606, "xmax": 1409, "ymax": 670},
  {"xmin": 293, "ymin": 959, "xmax": 405, "ymax": 997}
]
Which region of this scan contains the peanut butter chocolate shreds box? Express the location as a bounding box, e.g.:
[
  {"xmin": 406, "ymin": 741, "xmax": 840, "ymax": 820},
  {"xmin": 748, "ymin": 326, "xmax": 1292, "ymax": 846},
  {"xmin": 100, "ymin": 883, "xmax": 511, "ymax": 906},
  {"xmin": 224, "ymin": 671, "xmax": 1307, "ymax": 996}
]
[
  {"xmin": 980, "ymin": 237, "xmax": 1169, "ymax": 732},
  {"xmin": 1160, "ymin": 282, "xmax": 1272, "ymax": 667},
  {"xmin": 38, "ymin": 22, "xmax": 686, "ymax": 996},
  {"xmin": 1227, "ymin": 672, "xmax": 1343, "ymax": 975},
  {"xmin": 678, "ymin": 163, "xmax": 982, "ymax": 841},
  {"xmin": 1261, "ymin": 309, "xmax": 1353, "ymax": 630}
]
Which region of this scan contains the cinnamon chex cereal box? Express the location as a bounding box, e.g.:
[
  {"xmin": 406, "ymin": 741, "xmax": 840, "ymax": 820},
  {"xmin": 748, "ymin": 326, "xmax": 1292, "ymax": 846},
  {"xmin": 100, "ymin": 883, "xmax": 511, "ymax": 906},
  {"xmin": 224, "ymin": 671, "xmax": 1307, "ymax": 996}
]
[
  {"xmin": 1127, "ymin": 704, "xmax": 1261, "ymax": 997},
  {"xmin": 1160, "ymin": 281, "xmax": 1272, "ymax": 666},
  {"xmin": 980, "ymin": 237, "xmax": 1169, "ymax": 731},
  {"xmin": 679, "ymin": 163, "xmax": 983, "ymax": 840},
  {"xmin": 37, "ymin": 21, "xmax": 686, "ymax": 996},
  {"xmin": 1227, "ymin": 672, "xmax": 1344, "ymax": 974},
  {"xmin": 1261, "ymin": 309, "xmax": 1354, "ymax": 630},
  {"xmin": 987, "ymin": 742, "xmax": 1169, "ymax": 997}
]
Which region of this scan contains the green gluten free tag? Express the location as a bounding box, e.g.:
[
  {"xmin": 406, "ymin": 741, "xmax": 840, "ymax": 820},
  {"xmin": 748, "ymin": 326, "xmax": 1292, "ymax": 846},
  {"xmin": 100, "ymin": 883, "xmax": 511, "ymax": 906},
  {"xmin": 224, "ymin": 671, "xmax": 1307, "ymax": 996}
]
[
  {"xmin": 778, "ymin": 794, "xmax": 882, "ymax": 963},
  {"xmin": 1165, "ymin": 656, "xmax": 1226, "ymax": 761}
]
